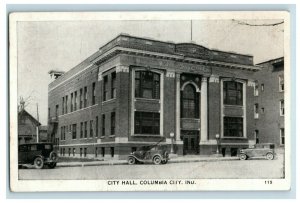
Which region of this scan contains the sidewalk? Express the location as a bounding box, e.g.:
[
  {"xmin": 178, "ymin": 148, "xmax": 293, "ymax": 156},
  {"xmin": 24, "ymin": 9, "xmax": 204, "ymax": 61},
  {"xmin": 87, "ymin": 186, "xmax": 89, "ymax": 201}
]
[{"xmin": 57, "ymin": 155, "xmax": 239, "ymax": 168}]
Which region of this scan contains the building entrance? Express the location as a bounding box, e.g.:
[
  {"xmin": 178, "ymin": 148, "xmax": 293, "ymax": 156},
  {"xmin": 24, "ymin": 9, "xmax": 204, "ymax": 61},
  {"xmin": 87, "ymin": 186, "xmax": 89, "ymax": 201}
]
[{"xmin": 182, "ymin": 130, "xmax": 199, "ymax": 155}]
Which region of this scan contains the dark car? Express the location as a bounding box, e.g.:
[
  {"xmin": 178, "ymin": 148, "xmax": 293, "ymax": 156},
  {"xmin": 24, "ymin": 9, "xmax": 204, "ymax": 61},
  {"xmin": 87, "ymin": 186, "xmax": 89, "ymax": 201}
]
[
  {"xmin": 18, "ymin": 143, "xmax": 58, "ymax": 169},
  {"xmin": 128, "ymin": 144, "xmax": 169, "ymax": 165},
  {"xmin": 239, "ymin": 143, "xmax": 275, "ymax": 160}
]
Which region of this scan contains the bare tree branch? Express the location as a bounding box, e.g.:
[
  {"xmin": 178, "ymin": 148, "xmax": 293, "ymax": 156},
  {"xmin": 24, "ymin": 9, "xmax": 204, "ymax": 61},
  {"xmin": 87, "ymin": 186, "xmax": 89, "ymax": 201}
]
[{"xmin": 232, "ymin": 19, "xmax": 284, "ymax": 27}]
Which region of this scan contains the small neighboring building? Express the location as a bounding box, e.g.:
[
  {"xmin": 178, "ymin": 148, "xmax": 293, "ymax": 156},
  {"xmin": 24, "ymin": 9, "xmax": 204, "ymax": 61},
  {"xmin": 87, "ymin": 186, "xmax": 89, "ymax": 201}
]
[
  {"xmin": 254, "ymin": 57, "xmax": 284, "ymax": 146},
  {"xmin": 18, "ymin": 108, "xmax": 41, "ymax": 144},
  {"xmin": 39, "ymin": 125, "xmax": 49, "ymax": 142},
  {"xmin": 18, "ymin": 101, "xmax": 49, "ymax": 144}
]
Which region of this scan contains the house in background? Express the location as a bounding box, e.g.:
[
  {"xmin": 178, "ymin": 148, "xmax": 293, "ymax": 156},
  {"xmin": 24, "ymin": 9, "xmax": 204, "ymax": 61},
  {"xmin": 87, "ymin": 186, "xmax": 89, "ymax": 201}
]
[
  {"xmin": 18, "ymin": 100, "xmax": 48, "ymax": 144},
  {"xmin": 253, "ymin": 57, "xmax": 284, "ymax": 147}
]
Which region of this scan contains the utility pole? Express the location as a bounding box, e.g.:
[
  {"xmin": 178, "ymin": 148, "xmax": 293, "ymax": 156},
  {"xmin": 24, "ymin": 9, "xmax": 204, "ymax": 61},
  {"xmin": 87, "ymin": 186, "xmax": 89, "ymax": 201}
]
[
  {"xmin": 191, "ymin": 20, "xmax": 193, "ymax": 41},
  {"xmin": 36, "ymin": 103, "xmax": 39, "ymax": 143}
]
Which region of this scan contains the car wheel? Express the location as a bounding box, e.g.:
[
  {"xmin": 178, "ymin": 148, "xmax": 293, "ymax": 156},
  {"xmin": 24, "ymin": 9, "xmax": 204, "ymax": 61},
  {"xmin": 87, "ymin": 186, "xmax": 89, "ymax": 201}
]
[
  {"xmin": 34, "ymin": 157, "xmax": 44, "ymax": 169},
  {"xmin": 239, "ymin": 154, "xmax": 247, "ymax": 160},
  {"xmin": 48, "ymin": 162, "xmax": 57, "ymax": 169},
  {"xmin": 153, "ymin": 155, "xmax": 162, "ymax": 165},
  {"xmin": 128, "ymin": 157, "xmax": 136, "ymax": 165},
  {"xmin": 266, "ymin": 153, "xmax": 274, "ymax": 160},
  {"xmin": 161, "ymin": 160, "xmax": 168, "ymax": 164}
]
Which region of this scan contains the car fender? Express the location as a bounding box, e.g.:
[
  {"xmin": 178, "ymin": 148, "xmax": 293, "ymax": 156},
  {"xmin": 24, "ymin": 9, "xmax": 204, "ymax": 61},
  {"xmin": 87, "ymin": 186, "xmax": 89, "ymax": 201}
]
[
  {"xmin": 128, "ymin": 155, "xmax": 145, "ymax": 163},
  {"xmin": 152, "ymin": 153, "xmax": 164, "ymax": 160}
]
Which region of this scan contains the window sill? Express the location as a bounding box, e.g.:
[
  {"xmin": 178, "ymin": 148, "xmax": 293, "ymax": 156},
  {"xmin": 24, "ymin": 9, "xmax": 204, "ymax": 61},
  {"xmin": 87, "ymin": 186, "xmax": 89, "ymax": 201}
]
[
  {"xmin": 223, "ymin": 104, "xmax": 244, "ymax": 108},
  {"xmin": 221, "ymin": 137, "xmax": 247, "ymax": 139},
  {"xmin": 109, "ymin": 135, "xmax": 115, "ymax": 138},
  {"xmin": 135, "ymin": 98, "xmax": 160, "ymax": 102},
  {"xmin": 102, "ymin": 98, "xmax": 116, "ymax": 104},
  {"xmin": 132, "ymin": 134, "xmax": 163, "ymax": 137},
  {"xmin": 100, "ymin": 136, "xmax": 105, "ymax": 139}
]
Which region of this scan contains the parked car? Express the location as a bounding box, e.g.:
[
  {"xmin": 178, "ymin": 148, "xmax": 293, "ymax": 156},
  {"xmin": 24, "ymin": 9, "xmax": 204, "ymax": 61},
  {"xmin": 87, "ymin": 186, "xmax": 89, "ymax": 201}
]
[
  {"xmin": 128, "ymin": 144, "xmax": 169, "ymax": 165},
  {"xmin": 239, "ymin": 143, "xmax": 275, "ymax": 160},
  {"xmin": 18, "ymin": 143, "xmax": 58, "ymax": 169}
]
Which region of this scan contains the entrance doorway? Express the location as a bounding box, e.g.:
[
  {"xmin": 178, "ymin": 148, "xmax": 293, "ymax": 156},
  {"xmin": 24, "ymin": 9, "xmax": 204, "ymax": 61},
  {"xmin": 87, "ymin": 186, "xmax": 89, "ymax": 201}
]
[{"xmin": 181, "ymin": 130, "xmax": 199, "ymax": 155}]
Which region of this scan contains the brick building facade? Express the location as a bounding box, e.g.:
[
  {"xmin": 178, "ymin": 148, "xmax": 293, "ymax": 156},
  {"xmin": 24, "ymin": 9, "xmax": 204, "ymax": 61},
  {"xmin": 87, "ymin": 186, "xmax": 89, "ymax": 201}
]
[
  {"xmin": 254, "ymin": 57, "xmax": 285, "ymax": 146},
  {"xmin": 48, "ymin": 34, "xmax": 261, "ymax": 160}
]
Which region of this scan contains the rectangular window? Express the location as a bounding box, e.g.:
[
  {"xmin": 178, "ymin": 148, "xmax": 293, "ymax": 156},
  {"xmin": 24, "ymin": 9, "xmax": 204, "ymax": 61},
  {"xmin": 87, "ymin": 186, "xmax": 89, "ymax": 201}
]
[
  {"xmin": 84, "ymin": 86, "xmax": 88, "ymax": 108},
  {"xmin": 92, "ymin": 82, "xmax": 96, "ymax": 105},
  {"xmin": 65, "ymin": 96, "xmax": 68, "ymax": 113},
  {"xmin": 55, "ymin": 105, "xmax": 59, "ymax": 117},
  {"xmin": 261, "ymin": 84, "xmax": 264, "ymax": 92},
  {"xmin": 111, "ymin": 112, "xmax": 115, "ymax": 135},
  {"xmin": 280, "ymin": 100, "xmax": 284, "ymax": 116},
  {"xmin": 62, "ymin": 97, "xmax": 65, "ymax": 114},
  {"xmin": 72, "ymin": 124, "xmax": 77, "ymax": 139},
  {"xmin": 63, "ymin": 148, "xmax": 65, "ymax": 156},
  {"xmin": 68, "ymin": 148, "xmax": 71, "ymax": 156},
  {"xmin": 84, "ymin": 148, "xmax": 87, "ymax": 157},
  {"xmin": 90, "ymin": 120, "xmax": 93, "ymax": 137},
  {"xmin": 96, "ymin": 116, "xmax": 99, "ymax": 137},
  {"xmin": 261, "ymin": 107, "xmax": 265, "ymax": 114},
  {"xmin": 95, "ymin": 147, "xmax": 98, "ymax": 157},
  {"xmin": 80, "ymin": 122, "xmax": 83, "ymax": 138},
  {"xmin": 111, "ymin": 72, "xmax": 116, "ymax": 99},
  {"xmin": 80, "ymin": 148, "xmax": 82, "ymax": 157},
  {"xmin": 48, "ymin": 108, "xmax": 50, "ymax": 118},
  {"xmin": 73, "ymin": 148, "xmax": 75, "ymax": 156},
  {"xmin": 135, "ymin": 71, "xmax": 160, "ymax": 99},
  {"xmin": 255, "ymin": 130, "xmax": 259, "ymax": 144},
  {"xmin": 74, "ymin": 91, "xmax": 77, "ymax": 111},
  {"xmin": 279, "ymin": 75, "xmax": 284, "ymax": 92},
  {"xmin": 101, "ymin": 147, "xmax": 105, "ymax": 157},
  {"xmin": 102, "ymin": 114, "xmax": 105, "ymax": 136},
  {"xmin": 134, "ymin": 111, "xmax": 160, "ymax": 135},
  {"xmin": 84, "ymin": 121, "xmax": 88, "ymax": 138},
  {"xmin": 80, "ymin": 88, "xmax": 83, "ymax": 109},
  {"xmin": 254, "ymin": 103, "xmax": 259, "ymax": 119},
  {"xmin": 280, "ymin": 128, "xmax": 285, "ymax": 145},
  {"xmin": 103, "ymin": 75, "xmax": 108, "ymax": 101},
  {"xmin": 71, "ymin": 93, "xmax": 73, "ymax": 112},
  {"xmin": 223, "ymin": 81, "xmax": 243, "ymax": 105},
  {"xmin": 254, "ymin": 83, "xmax": 259, "ymax": 96},
  {"xmin": 224, "ymin": 117, "xmax": 243, "ymax": 137},
  {"xmin": 111, "ymin": 147, "xmax": 114, "ymax": 158},
  {"xmin": 63, "ymin": 126, "xmax": 66, "ymax": 140},
  {"xmin": 61, "ymin": 126, "xmax": 63, "ymax": 140}
]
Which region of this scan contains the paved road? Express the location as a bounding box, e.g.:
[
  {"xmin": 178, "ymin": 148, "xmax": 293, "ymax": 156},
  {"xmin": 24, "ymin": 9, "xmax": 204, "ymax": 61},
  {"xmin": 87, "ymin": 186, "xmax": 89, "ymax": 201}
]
[{"xmin": 19, "ymin": 155, "xmax": 284, "ymax": 180}]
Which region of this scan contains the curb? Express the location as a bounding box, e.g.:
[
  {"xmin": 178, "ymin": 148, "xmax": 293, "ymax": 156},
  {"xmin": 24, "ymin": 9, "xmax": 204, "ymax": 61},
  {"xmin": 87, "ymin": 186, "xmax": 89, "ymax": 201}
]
[{"xmin": 57, "ymin": 157, "xmax": 239, "ymax": 168}]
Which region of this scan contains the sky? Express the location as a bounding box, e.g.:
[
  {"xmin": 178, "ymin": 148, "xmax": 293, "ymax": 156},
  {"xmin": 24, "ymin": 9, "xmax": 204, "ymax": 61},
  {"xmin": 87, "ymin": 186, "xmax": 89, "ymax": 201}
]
[{"xmin": 17, "ymin": 19, "xmax": 284, "ymax": 125}]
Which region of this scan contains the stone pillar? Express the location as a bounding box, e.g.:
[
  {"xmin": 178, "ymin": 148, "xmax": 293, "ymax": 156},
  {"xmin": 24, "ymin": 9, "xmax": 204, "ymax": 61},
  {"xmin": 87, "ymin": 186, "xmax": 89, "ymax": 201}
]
[
  {"xmin": 200, "ymin": 76, "xmax": 208, "ymax": 142},
  {"xmin": 175, "ymin": 73, "xmax": 181, "ymax": 141}
]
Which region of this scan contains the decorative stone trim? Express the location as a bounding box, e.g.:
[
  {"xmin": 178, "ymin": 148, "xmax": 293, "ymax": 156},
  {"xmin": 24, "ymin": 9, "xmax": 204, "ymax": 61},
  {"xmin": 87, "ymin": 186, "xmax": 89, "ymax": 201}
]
[
  {"xmin": 116, "ymin": 65, "xmax": 129, "ymax": 73},
  {"xmin": 209, "ymin": 75, "xmax": 219, "ymax": 83},
  {"xmin": 98, "ymin": 72, "xmax": 102, "ymax": 81},
  {"xmin": 201, "ymin": 76, "xmax": 208, "ymax": 82},
  {"xmin": 247, "ymin": 80, "xmax": 256, "ymax": 87},
  {"xmin": 166, "ymin": 71, "xmax": 175, "ymax": 78}
]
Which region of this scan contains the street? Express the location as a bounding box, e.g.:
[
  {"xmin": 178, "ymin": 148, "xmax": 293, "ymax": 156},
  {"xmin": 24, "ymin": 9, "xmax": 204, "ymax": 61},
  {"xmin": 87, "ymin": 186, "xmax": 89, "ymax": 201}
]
[{"xmin": 19, "ymin": 155, "xmax": 284, "ymax": 180}]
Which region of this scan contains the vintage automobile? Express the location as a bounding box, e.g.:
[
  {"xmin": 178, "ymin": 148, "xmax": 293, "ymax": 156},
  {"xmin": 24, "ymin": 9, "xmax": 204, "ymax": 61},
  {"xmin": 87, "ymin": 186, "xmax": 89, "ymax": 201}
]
[
  {"xmin": 18, "ymin": 143, "xmax": 58, "ymax": 169},
  {"xmin": 127, "ymin": 143, "xmax": 169, "ymax": 165},
  {"xmin": 239, "ymin": 143, "xmax": 275, "ymax": 160}
]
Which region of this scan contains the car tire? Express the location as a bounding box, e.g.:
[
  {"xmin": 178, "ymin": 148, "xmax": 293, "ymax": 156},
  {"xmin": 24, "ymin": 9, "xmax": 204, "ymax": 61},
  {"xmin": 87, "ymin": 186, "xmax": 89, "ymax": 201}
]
[
  {"xmin": 161, "ymin": 160, "xmax": 168, "ymax": 164},
  {"xmin": 266, "ymin": 153, "xmax": 274, "ymax": 160},
  {"xmin": 239, "ymin": 154, "xmax": 247, "ymax": 160},
  {"xmin": 48, "ymin": 162, "xmax": 57, "ymax": 169},
  {"xmin": 34, "ymin": 157, "xmax": 44, "ymax": 169},
  {"xmin": 128, "ymin": 157, "xmax": 136, "ymax": 165},
  {"xmin": 153, "ymin": 155, "xmax": 162, "ymax": 165}
]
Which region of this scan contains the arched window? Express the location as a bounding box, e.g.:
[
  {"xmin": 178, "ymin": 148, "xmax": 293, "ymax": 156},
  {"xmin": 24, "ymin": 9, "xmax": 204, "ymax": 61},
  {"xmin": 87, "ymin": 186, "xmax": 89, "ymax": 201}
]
[
  {"xmin": 135, "ymin": 71, "xmax": 160, "ymax": 99},
  {"xmin": 181, "ymin": 84, "xmax": 199, "ymax": 118}
]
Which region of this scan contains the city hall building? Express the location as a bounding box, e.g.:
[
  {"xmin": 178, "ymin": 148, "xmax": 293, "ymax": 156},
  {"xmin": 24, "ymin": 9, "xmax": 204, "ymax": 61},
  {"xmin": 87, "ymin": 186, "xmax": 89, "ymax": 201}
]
[{"xmin": 48, "ymin": 34, "xmax": 261, "ymax": 159}]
